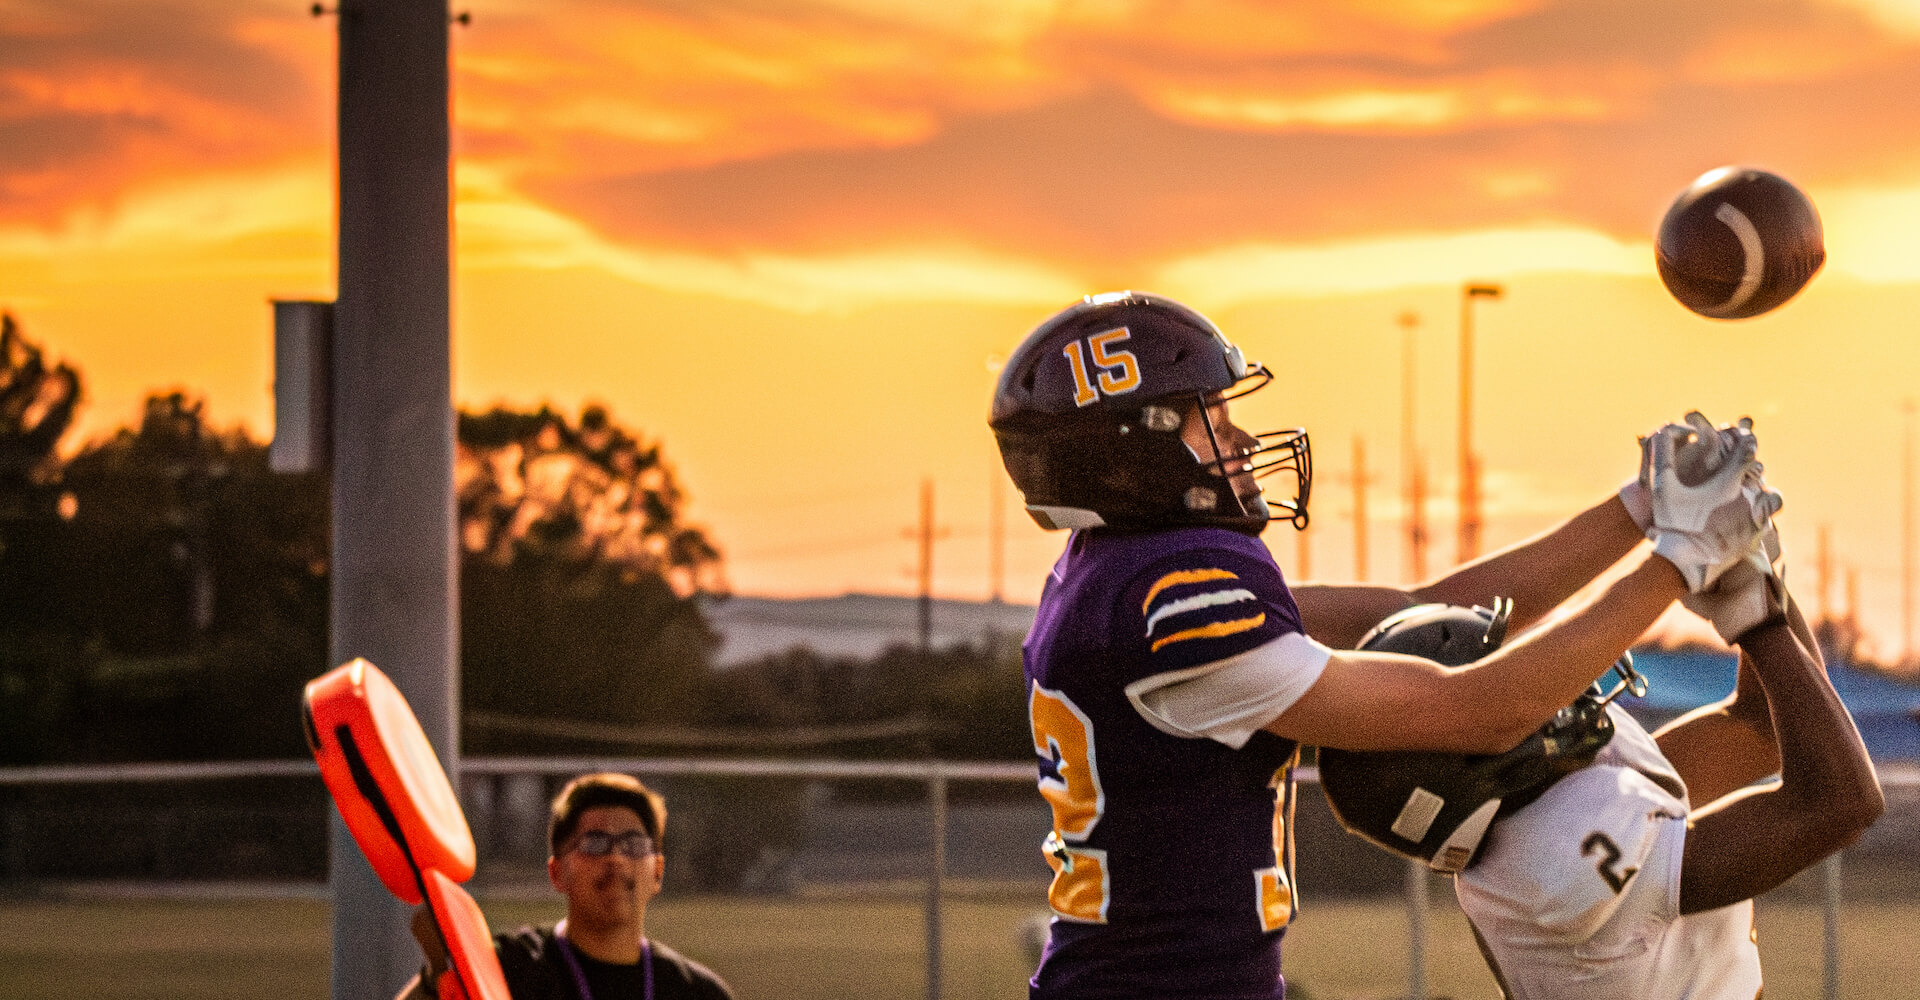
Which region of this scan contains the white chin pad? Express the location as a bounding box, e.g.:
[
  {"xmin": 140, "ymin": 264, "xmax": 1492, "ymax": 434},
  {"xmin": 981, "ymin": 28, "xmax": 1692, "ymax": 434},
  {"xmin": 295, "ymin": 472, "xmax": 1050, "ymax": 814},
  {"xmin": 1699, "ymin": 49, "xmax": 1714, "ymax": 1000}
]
[
  {"xmin": 1430, "ymin": 798, "xmax": 1501, "ymax": 873},
  {"xmin": 1027, "ymin": 505, "xmax": 1105, "ymax": 530}
]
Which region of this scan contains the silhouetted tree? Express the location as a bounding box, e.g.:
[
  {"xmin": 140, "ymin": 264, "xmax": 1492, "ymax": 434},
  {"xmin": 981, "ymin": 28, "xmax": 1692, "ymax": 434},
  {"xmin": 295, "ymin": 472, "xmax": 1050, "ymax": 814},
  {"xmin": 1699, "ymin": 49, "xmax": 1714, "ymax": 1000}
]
[
  {"xmin": 0, "ymin": 389, "xmax": 329, "ymax": 762},
  {"xmin": 458, "ymin": 403, "xmax": 723, "ymax": 594},
  {"xmin": 457, "ymin": 404, "xmax": 727, "ymax": 745},
  {"xmin": 0, "ymin": 313, "xmax": 81, "ymax": 520},
  {"xmin": 0, "ymin": 314, "xmax": 85, "ymax": 762},
  {"xmin": 54, "ymin": 393, "xmax": 329, "ymax": 759},
  {"xmin": 1, "ymin": 308, "xmax": 747, "ymax": 767}
]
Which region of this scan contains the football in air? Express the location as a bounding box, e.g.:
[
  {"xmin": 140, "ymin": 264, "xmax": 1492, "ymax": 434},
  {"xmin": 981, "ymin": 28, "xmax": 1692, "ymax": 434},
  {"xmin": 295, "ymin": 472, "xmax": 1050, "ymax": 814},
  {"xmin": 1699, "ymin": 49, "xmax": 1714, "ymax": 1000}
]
[{"xmin": 1655, "ymin": 166, "xmax": 1825, "ymax": 320}]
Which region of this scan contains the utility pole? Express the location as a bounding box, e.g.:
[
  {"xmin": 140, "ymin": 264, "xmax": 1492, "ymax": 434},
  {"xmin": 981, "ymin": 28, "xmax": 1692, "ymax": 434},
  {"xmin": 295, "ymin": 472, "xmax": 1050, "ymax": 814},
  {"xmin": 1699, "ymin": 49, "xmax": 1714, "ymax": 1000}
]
[
  {"xmin": 1408, "ymin": 460, "xmax": 1428, "ymax": 583},
  {"xmin": 1817, "ymin": 525, "xmax": 1833, "ymax": 627},
  {"xmin": 906, "ymin": 479, "xmax": 950, "ymax": 652},
  {"xmin": 989, "ymin": 467, "xmax": 1005, "ymax": 604},
  {"xmin": 985, "ymin": 354, "xmax": 1009, "ymax": 605},
  {"xmin": 1458, "ymin": 283, "xmax": 1502, "ymax": 564},
  {"xmin": 1398, "ymin": 311, "xmax": 1428, "ymax": 583},
  {"xmin": 1897, "ymin": 402, "xmax": 1916, "ymax": 660},
  {"xmin": 326, "ymin": 1, "xmax": 456, "ymax": 998},
  {"xmin": 919, "ymin": 479, "xmax": 934, "ymax": 651},
  {"xmin": 1848, "ymin": 568, "xmax": 1861, "ymax": 625},
  {"xmin": 1350, "ymin": 436, "xmax": 1375, "ymax": 582}
]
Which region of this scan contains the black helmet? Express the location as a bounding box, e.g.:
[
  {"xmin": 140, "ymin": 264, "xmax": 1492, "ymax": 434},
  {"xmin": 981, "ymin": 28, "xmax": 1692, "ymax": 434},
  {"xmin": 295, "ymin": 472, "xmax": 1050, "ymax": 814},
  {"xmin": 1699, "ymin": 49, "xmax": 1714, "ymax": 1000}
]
[
  {"xmin": 990, "ymin": 291, "xmax": 1309, "ymax": 533},
  {"xmin": 1318, "ymin": 600, "xmax": 1645, "ymax": 873}
]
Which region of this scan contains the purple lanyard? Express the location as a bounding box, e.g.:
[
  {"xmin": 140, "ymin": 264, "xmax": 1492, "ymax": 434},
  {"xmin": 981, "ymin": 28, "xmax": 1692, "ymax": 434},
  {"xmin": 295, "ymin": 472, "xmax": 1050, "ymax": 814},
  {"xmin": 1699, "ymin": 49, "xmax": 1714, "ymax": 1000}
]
[{"xmin": 554, "ymin": 919, "xmax": 653, "ymax": 1000}]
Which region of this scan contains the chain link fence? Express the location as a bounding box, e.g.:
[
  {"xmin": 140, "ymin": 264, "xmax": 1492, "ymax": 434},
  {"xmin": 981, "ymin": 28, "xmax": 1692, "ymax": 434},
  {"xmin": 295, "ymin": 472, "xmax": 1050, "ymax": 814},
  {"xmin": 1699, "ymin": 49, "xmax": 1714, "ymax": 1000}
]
[{"xmin": 3, "ymin": 757, "xmax": 1916, "ymax": 999}]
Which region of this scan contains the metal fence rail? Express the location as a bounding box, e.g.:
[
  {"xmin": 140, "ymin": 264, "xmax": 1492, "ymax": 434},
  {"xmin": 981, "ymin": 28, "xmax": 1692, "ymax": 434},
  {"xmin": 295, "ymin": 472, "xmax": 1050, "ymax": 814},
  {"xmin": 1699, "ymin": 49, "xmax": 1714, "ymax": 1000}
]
[{"xmin": 3, "ymin": 757, "xmax": 1913, "ymax": 1000}]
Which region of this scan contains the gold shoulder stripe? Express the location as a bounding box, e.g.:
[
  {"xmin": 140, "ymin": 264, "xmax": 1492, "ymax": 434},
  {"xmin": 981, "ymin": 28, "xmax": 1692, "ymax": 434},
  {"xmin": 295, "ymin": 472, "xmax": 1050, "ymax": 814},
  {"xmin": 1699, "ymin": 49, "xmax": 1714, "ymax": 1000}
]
[
  {"xmin": 1148, "ymin": 613, "xmax": 1266, "ymax": 652},
  {"xmin": 1141, "ymin": 568, "xmax": 1239, "ymax": 614}
]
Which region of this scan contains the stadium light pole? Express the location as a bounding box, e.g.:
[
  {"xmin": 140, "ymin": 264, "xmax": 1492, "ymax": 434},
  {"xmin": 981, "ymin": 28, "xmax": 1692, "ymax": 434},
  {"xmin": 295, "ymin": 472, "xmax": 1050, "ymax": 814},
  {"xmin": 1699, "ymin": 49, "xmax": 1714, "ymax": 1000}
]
[
  {"xmin": 1457, "ymin": 283, "xmax": 1503, "ymax": 565},
  {"xmin": 1398, "ymin": 311, "xmax": 1427, "ymax": 583},
  {"xmin": 326, "ymin": 3, "xmax": 457, "ymax": 999}
]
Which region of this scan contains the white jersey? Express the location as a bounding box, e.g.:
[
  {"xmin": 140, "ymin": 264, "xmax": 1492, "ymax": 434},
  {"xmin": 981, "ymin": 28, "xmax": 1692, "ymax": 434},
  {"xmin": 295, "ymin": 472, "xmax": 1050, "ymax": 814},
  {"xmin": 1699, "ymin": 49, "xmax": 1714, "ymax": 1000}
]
[{"xmin": 1455, "ymin": 705, "xmax": 1762, "ymax": 1000}]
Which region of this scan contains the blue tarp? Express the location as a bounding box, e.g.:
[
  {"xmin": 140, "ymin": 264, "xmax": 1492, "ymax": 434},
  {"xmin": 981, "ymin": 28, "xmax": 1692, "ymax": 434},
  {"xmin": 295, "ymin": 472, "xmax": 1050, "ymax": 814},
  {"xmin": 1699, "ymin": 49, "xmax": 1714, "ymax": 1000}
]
[{"xmin": 1614, "ymin": 647, "xmax": 1920, "ymax": 760}]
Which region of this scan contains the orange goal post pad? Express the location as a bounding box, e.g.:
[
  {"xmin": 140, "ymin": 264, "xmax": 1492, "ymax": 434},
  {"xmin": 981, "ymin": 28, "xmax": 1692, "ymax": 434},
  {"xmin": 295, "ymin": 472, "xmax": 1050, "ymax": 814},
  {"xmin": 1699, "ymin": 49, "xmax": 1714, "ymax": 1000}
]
[
  {"xmin": 302, "ymin": 658, "xmax": 476, "ymax": 903},
  {"xmin": 424, "ymin": 869, "xmax": 513, "ymax": 1000}
]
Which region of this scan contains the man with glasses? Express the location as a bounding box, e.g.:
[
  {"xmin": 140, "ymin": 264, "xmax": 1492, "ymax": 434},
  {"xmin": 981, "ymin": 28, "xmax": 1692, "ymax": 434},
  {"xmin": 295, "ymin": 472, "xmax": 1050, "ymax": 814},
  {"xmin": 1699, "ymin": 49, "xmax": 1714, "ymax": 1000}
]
[{"xmin": 399, "ymin": 772, "xmax": 734, "ymax": 1000}]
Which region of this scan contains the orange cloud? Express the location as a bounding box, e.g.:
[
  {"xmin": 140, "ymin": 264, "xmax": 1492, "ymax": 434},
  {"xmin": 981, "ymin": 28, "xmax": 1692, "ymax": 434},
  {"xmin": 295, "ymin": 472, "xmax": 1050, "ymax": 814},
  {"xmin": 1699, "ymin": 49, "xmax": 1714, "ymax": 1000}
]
[
  {"xmin": 0, "ymin": 2, "xmax": 327, "ymax": 227},
  {"xmin": 456, "ymin": 163, "xmax": 1079, "ymax": 309},
  {"xmin": 16, "ymin": 0, "xmax": 1920, "ymax": 647},
  {"xmin": 454, "ymin": 0, "xmax": 1067, "ymax": 179},
  {"xmin": 12, "ymin": 0, "xmax": 1920, "ymax": 271},
  {"xmin": 437, "ymin": 0, "xmax": 1920, "ymax": 274},
  {"xmin": 1147, "ymin": 68, "xmax": 1623, "ymax": 134}
]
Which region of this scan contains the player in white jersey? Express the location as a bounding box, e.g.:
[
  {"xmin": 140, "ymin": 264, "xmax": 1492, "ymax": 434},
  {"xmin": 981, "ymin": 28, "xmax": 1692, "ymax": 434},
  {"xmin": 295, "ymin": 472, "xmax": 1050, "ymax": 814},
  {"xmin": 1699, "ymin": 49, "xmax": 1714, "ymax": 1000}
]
[{"xmin": 1320, "ymin": 531, "xmax": 1883, "ymax": 999}]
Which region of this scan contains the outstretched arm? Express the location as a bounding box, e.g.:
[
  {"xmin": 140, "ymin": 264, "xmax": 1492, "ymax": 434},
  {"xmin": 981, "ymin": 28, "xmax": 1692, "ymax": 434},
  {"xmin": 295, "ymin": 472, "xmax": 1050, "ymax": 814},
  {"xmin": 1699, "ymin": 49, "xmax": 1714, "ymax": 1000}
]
[
  {"xmin": 1652, "ymin": 650, "xmax": 1778, "ymax": 807},
  {"xmin": 1281, "ymin": 416, "xmax": 1771, "ymax": 754},
  {"xmin": 1297, "ymin": 412, "xmax": 1762, "ymax": 650},
  {"xmin": 1415, "ymin": 495, "xmax": 1647, "ymax": 631},
  {"xmin": 1677, "ymin": 617, "xmax": 1883, "ymax": 914},
  {"xmin": 1270, "ymin": 551, "xmax": 1684, "ymax": 753},
  {"xmin": 1655, "ymin": 596, "xmax": 1823, "ymax": 804},
  {"xmin": 1294, "ymin": 494, "xmax": 1645, "ymax": 650}
]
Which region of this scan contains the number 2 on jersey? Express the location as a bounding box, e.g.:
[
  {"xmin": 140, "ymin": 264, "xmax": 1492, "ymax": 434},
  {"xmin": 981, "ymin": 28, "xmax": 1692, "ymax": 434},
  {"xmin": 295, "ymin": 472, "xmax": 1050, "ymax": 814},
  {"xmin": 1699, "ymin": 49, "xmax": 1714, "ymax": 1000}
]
[
  {"xmin": 1582, "ymin": 831, "xmax": 1639, "ymax": 894},
  {"xmin": 1030, "ymin": 683, "xmax": 1294, "ymax": 929},
  {"xmin": 1030, "ymin": 685, "xmax": 1110, "ymax": 921}
]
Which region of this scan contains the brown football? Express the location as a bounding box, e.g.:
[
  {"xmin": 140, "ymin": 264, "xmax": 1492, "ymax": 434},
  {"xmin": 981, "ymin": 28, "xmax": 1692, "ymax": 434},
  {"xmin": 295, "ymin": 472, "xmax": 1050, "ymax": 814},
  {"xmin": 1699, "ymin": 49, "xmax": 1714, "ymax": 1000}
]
[{"xmin": 1656, "ymin": 166, "xmax": 1825, "ymax": 320}]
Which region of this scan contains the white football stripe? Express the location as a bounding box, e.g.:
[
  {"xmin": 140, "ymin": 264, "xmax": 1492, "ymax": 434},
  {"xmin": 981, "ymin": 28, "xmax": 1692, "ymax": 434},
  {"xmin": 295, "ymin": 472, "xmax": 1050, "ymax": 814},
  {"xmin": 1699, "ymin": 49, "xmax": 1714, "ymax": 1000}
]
[
  {"xmin": 1144, "ymin": 587, "xmax": 1259, "ymax": 635},
  {"xmin": 1711, "ymin": 202, "xmax": 1766, "ymax": 315}
]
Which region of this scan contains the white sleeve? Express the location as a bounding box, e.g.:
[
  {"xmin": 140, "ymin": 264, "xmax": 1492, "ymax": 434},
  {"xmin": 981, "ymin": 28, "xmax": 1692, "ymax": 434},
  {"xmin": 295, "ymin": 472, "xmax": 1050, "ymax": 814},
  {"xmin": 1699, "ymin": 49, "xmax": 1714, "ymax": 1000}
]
[{"xmin": 1122, "ymin": 631, "xmax": 1332, "ymax": 748}]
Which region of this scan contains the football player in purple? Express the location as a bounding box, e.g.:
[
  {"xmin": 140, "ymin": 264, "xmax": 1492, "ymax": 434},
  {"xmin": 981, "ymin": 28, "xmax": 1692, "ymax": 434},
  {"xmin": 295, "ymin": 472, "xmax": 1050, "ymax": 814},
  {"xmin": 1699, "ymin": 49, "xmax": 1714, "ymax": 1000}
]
[{"xmin": 988, "ymin": 292, "xmax": 1781, "ymax": 1000}]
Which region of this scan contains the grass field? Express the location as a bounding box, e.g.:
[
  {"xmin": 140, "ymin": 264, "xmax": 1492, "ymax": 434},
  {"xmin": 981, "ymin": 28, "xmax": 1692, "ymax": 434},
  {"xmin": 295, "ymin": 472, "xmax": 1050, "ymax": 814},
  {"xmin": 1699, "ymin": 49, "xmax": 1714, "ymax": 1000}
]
[{"xmin": 0, "ymin": 889, "xmax": 1911, "ymax": 999}]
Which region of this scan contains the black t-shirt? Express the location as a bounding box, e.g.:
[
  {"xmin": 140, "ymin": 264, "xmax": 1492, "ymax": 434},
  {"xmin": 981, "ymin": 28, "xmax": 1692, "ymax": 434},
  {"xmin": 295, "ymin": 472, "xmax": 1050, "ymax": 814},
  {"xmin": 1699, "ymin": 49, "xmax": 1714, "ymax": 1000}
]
[{"xmin": 493, "ymin": 926, "xmax": 734, "ymax": 1000}]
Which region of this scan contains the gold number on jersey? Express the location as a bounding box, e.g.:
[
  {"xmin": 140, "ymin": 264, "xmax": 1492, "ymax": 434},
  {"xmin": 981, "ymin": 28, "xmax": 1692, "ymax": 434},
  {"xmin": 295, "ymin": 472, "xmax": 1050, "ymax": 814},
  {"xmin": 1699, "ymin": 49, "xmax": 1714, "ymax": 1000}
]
[
  {"xmin": 1031, "ymin": 685, "xmax": 1109, "ymax": 921},
  {"xmin": 1060, "ymin": 328, "xmax": 1142, "ymax": 408},
  {"xmin": 1030, "ymin": 684, "xmax": 1296, "ymax": 930},
  {"xmin": 1581, "ymin": 831, "xmax": 1638, "ymax": 894}
]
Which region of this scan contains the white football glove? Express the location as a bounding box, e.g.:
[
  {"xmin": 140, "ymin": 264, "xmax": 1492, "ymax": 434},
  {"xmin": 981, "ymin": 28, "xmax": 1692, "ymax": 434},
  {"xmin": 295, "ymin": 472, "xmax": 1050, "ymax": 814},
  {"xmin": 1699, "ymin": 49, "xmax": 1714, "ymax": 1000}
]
[
  {"xmin": 1646, "ymin": 426, "xmax": 1782, "ymax": 592},
  {"xmin": 1619, "ymin": 412, "xmax": 1755, "ymax": 533},
  {"xmin": 1680, "ymin": 515, "xmax": 1787, "ymax": 644}
]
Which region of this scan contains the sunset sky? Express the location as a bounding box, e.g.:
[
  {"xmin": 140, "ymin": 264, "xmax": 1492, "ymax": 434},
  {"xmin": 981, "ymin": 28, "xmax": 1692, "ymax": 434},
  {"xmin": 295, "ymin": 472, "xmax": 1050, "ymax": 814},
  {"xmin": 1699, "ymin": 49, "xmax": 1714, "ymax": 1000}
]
[{"xmin": 9, "ymin": 0, "xmax": 1920, "ymax": 654}]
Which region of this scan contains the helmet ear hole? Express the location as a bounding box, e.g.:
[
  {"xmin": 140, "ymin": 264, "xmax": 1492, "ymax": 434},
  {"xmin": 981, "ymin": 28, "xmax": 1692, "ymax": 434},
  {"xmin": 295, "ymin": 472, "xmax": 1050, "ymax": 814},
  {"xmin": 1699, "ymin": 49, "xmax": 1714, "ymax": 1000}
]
[{"xmin": 1140, "ymin": 406, "xmax": 1181, "ymax": 432}]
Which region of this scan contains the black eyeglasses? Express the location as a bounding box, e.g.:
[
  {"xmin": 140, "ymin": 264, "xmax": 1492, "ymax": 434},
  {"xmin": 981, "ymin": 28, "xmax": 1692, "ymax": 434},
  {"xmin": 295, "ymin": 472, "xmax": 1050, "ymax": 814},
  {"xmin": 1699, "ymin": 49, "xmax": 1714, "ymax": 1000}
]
[{"xmin": 569, "ymin": 830, "xmax": 655, "ymax": 859}]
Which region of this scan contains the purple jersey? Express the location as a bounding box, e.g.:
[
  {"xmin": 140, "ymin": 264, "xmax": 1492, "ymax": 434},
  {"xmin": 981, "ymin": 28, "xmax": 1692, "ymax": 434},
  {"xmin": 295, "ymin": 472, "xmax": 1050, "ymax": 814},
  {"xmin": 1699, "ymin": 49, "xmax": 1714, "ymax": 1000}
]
[{"xmin": 1026, "ymin": 526, "xmax": 1305, "ymax": 1000}]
